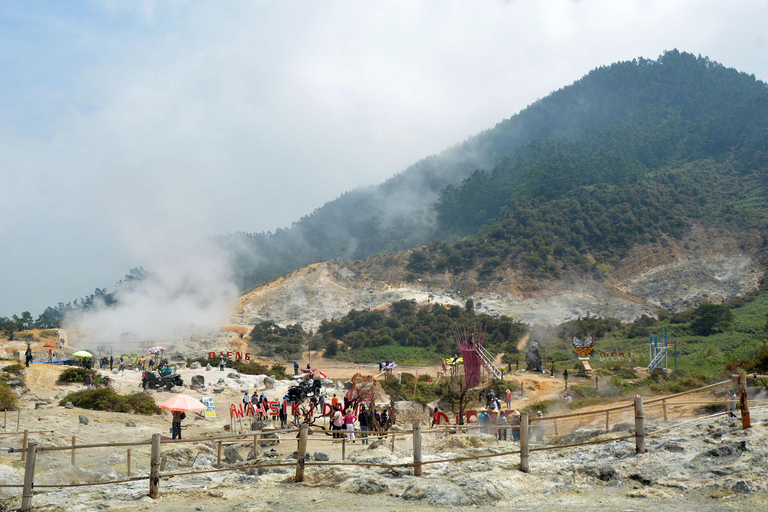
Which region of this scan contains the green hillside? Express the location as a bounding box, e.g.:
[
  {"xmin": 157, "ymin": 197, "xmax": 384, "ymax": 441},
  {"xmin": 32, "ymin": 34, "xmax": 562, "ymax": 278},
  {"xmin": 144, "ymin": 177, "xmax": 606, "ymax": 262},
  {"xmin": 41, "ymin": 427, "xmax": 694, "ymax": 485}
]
[{"xmin": 222, "ymin": 50, "xmax": 768, "ymax": 291}]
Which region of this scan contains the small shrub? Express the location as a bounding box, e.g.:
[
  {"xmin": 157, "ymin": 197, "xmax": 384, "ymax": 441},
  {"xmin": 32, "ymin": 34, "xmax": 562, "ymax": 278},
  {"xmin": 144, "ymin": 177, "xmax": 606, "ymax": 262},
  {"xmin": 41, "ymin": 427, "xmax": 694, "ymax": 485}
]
[
  {"xmin": 521, "ymin": 399, "xmax": 556, "ymax": 414},
  {"xmin": 59, "ymin": 388, "xmax": 161, "ymax": 415},
  {"xmin": 695, "ymin": 403, "xmax": 726, "ymax": 415},
  {"xmin": 58, "ymin": 367, "xmax": 101, "ymax": 385},
  {"xmin": 3, "ymin": 364, "xmax": 25, "ymax": 377}
]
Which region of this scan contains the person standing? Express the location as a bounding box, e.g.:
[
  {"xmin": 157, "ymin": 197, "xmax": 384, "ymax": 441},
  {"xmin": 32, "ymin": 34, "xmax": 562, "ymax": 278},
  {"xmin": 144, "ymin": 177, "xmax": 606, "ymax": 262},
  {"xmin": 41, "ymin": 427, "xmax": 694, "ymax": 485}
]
[
  {"xmin": 25, "ymin": 346, "xmax": 32, "ymax": 367},
  {"xmin": 294, "ymin": 361, "xmax": 299, "ymax": 375},
  {"xmin": 504, "ymin": 389, "xmax": 512, "ymax": 410},
  {"xmin": 332, "ymin": 405, "xmax": 344, "ymax": 438},
  {"xmin": 171, "ymin": 410, "xmax": 185, "ymax": 440},
  {"xmin": 343, "ymin": 408, "xmax": 357, "ymax": 442},
  {"xmin": 219, "ymin": 357, "xmax": 225, "ymax": 371},
  {"xmin": 243, "ymin": 391, "xmax": 250, "ymax": 413},
  {"xmin": 358, "ymin": 405, "xmax": 371, "ymax": 445},
  {"xmin": 119, "ymin": 357, "xmax": 125, "ymax": 372},
  {"xmin": 563, "ymin": 369, "xmax": 569, "ymax": 390},
  {"xmin": 48, "ymin": 348, "xmax": 53, "ymax": 363},
  {"xmin": 109, "ymin": 355, "xmax": 113, "ymax": 371}
]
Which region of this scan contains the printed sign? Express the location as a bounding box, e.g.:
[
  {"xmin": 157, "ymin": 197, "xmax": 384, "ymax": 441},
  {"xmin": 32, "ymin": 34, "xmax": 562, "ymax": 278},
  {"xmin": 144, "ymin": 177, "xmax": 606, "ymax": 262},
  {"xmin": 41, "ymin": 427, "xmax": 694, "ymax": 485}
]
[
  {"xmin": 201, "ymin": 396, "xmax": 216, "ymax": 418},
  {"xmin": 572, "ymin": 335, "xmax": 595, "ymax": 358}
]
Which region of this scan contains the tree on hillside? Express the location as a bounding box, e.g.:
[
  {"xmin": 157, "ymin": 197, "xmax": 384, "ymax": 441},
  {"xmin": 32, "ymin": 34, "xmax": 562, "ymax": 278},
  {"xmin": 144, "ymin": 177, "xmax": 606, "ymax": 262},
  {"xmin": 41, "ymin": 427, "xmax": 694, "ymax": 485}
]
[{"xmin": 691, "ymin": 304, "xmax": 734, "ymax": 336}]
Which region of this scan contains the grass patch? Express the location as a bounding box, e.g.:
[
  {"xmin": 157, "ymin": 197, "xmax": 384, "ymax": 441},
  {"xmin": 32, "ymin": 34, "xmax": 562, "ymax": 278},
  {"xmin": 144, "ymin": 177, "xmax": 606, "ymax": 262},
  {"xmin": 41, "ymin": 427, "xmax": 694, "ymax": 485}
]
[
  {"xmin": 0, "ymin": 383, "xmax": 17, "ymax": 410},
  {"xmin": 336, "ymin": 345, "xmax": 441, "ymax": 366},
  {"xmin": 232, "ymin": 360, "xmax": 289, "ymax": 379},
  {"xmin": 59, "ymin": 388, "xmax": 161, "ymax": 415}
]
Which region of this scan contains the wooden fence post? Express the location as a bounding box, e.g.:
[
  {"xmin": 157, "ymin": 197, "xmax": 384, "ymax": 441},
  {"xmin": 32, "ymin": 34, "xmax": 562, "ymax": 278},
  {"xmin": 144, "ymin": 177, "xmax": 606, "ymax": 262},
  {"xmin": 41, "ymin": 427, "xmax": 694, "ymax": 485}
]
[
  {"xmin": 341, "ymin": 437, "xmax": 346, "ymax": 460},
  {"xmin": 149, "ymin": 433, "xmax": 161, "ymax": 499},
  {"xmin": 20, "ymin": 442, "xmax": 37, "ymax": 511},
  {"xmin": 605, "ymin": 411, "xmax": 609, "ymax": 431},
  {"xmin": 519, "ymin": 412, "xmax": 529, "ymax": 473},
  {"xmin": 662, "ymin": 400, "xmax": 668, "ymax": 422},
  {"xmin": 634, "ymin": 396, "xmax": 645, "ymax": 454},
  {"xmin": 21, "ymin": 429, "xmax": 28, "ymax": 461},
  {"xmin": 553, "ymin": 418, "xmax": 559, "ymax": 436},
  {"xmin": 71, "ymin": 436, "xmax": 76, "ymax": 466},
  {"xmin": 253, "ymin": 435, "xmax": 258, "ymax": 458},
  {"xmin": 413, "ymin": 422, "xmax": 423, "ymax": 476},
  {"xmin": 217, "ymin": 440, "xmax": 222, "ymax": 468},
  {"xmin": 738, "ymin": 371, "xmax": 751, "ymax": 429},
  {"xmin": 294, "ymin": 423, "xmax": 309, "ymax": 482},
  {"xmin": 17, "ymin": 409, "xmax": 21, "ymax": 430},
  {"xmin": 127, "ymin": 449, "xmax": 132, "ymax": 477},
  {"xmin": 390, "ymin": 432, "xmax": 395, "ymax": 453}
]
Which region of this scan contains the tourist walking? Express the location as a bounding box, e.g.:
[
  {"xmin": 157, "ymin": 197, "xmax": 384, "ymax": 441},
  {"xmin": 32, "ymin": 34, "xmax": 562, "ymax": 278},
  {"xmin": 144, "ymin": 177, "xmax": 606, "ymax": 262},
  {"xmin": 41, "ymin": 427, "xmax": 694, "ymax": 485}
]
[
  {"xmin": 505, "ymin": 389, "xmax": 512, "ymax": 410},
  {"xmin": 332, "ymin": 405, "xmax": 344, "ymax": 438},
  {"xmin": 171, "ymin": 410, "xmax": 185, "ymax": 440}
]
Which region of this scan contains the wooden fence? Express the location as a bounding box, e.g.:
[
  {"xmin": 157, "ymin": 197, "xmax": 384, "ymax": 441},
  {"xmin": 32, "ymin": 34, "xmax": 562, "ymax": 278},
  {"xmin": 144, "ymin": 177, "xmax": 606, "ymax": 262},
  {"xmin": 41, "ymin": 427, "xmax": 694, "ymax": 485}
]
[{"xmin": 0, "ymin": 371, "xmax": 762, "ymax": 510}]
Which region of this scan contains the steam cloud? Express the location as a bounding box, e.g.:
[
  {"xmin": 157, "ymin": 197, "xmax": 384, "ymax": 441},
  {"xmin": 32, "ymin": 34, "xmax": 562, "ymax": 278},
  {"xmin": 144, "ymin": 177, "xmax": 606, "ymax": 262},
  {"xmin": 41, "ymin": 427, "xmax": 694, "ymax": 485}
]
[{"xmin": 65, "ymin": 232, "xmax": 238, "ymax": 349}]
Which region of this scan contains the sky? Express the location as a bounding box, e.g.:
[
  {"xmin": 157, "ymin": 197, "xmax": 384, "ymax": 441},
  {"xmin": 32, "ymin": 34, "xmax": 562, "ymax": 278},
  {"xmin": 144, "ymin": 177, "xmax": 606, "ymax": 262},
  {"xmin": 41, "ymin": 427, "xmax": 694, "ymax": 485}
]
[{"xmin": 2, "ymin": 0, "xmax": 768, "ymax": 318}]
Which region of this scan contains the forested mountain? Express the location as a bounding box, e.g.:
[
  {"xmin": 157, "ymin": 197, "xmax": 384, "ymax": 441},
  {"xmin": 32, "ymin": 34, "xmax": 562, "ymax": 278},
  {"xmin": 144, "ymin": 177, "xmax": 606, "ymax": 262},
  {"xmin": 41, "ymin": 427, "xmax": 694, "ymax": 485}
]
[{"xmin": 220, "ymin": 50, "xmax": 768, "ymax": 290}]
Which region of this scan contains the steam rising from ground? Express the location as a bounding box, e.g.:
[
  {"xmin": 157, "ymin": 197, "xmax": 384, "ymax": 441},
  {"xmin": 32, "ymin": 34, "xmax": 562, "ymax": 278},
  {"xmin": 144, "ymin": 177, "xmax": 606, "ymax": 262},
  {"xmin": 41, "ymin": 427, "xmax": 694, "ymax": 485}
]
[{"xmin": 65, "ymin": 233, "xmax": 238, "ymax": 349}]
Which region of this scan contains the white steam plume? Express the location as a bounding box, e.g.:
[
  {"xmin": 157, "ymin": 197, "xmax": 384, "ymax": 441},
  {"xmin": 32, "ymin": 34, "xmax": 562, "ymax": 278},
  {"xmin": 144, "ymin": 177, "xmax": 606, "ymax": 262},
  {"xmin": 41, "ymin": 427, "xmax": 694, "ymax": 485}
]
[{"xmin": 65, "ymin": 229, "xmax": 239, "ymax": 350}]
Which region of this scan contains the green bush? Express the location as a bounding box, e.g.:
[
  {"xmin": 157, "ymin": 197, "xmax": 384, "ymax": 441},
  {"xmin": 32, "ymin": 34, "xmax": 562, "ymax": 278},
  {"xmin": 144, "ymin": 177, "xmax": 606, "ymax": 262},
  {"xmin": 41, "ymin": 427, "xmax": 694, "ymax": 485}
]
[
  {"xmin": 3, "ymin": 363, "xmax": 25, "ymax": 376},
  {"xmin": 58, "ymin": 388, "xmax": 161, "ymax": 415},
  {"xmin": 58, "ymin": 367, "xmax": 101, "ymax": 385},
  {"xmin": 231, "ymin": 360, "xmax": 289, "ymax": 379}
]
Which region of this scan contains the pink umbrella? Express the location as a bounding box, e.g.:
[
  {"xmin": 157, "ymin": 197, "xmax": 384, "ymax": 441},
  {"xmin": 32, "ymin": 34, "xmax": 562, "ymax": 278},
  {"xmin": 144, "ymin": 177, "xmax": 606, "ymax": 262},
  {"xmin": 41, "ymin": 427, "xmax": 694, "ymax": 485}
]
[{"xmin": 158, "ymin": 394, "xmax": 207, "ymax": 412}]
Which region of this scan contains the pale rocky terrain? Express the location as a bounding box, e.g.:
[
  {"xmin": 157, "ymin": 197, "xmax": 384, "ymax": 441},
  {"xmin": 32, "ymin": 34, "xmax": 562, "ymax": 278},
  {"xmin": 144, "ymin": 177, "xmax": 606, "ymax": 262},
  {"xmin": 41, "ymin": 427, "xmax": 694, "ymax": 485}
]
[
  {"xmin": 1, "ymin": 361, "xmax": 768, "ymax": 512},
  {"xmin": 234, "ymin": 225, "xmax": 764, "ymax": 330}
]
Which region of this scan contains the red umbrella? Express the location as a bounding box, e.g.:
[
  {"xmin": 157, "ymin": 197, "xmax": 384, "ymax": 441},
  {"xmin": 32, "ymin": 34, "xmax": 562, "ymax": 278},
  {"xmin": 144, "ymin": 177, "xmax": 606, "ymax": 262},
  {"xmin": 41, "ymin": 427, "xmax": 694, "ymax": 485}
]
[
  {"xmin": 43, "ymin": 342, "xmax": 53, "ymax": 348},
  {"xmin": 158, "ymin": 394, "xmax": 207, "ymax": 412}
]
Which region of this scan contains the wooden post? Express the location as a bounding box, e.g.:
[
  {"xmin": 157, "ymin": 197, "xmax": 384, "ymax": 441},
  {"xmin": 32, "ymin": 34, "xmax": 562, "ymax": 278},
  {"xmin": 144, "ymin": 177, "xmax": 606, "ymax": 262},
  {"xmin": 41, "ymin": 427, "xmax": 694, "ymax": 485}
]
[
  {"xmin": 217, "ymin": 440, "xmax": 222, "ymax": 468},
  {"xmin": 413, "ymin": 370, "xmax": 419, "ymax": 396},
  {"xmin": 149, "ymin": 433, "xmax": 161, "ymax": 499},
  {"xmin": 605, "ymin": 411, "xmax": 609, "ymax": 431},
  {"xmin": 127, "ymin": 449, "xmax": 132, "ymax": 477},
  {"xmin": 413, "ymin": 422, "xmax": 423, "ymax": 476},
  {"xmin": 71, "ymin": 436, "xmax": 76, "ymax": 466},
  {"xmin": 390, "ymin": 432, "xmax": 395, "ymax": 453},
  {"xmin": 253, "ymin": 435, "xmax": 258, "ymax": 458},
  {"xmin": 21, "ymin": 429, "xmax": 28, "ymax": 461},
  {"xmin": 20, "ymin": 442, "xmax": 37, "ymax": 511},
  {"xmin": 519, "ymin": 412, "xmax": 529, "ymax": 473},
  {"xmin": 294, "ymin": 423, "xmax": 309, "ymax": 482},
  {"xmin": 738, "ymin": 371, "xmax": 751, "ymax": 429},
  {"xmin": 634, "ymin": 396, "xmax": 645, "ymax": 454},
  {"xmin": 662, "ymin": 400, "xmax": 668, "ymax": 422},
  {"xmin": 4, "ymin": 409, "xmax": 6, "ymax": 431},
  {"xmin": 17, "ymin": 409, "xmax": 21, "ymax": 430},
  {"xmin": 553, "ymin": 418, "xmax": 559, "ymax": 436},
  {"xmin": 342, "ymin": 437, "xmax": 346, "ymax": 460}
]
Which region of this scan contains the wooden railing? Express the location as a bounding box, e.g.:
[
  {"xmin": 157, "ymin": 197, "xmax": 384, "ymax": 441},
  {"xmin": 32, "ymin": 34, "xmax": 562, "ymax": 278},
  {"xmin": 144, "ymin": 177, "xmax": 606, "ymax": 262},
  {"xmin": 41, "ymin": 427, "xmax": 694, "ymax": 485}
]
[{"xmin": 1, "ymin": 370, "xmax": 761, "ymax": 510}]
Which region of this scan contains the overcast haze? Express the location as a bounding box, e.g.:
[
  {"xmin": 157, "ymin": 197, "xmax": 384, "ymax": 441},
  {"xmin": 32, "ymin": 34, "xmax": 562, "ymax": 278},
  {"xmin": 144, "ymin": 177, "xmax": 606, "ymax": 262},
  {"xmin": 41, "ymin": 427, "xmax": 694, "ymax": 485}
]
[{"xmin": 2, "ymin": 1, "xmax": 768, "ymax": 317}]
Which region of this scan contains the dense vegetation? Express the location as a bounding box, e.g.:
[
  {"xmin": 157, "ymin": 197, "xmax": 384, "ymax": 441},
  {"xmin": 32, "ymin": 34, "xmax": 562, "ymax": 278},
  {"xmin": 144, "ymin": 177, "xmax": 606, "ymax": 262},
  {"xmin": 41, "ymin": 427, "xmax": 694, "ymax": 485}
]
[
  {"xmin": 248, "ymin": 299, "xmax": 527, "ymax": 365},
  {"xmin": 219, "ymin": 50, "xmax": 768, "ymax": 291},
  {"xmin": 58, "ymin": 388, "xmax": 162, "ymax": 415}
]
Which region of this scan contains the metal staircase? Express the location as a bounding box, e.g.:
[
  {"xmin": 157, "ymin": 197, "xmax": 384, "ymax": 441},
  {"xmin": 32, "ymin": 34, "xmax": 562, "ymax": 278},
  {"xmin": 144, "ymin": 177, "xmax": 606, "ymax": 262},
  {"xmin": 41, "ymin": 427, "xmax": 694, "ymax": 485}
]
[
  {"xmin": 475, "ymin": 345, "xmax": 503, "ymax": 380},
  {"xmin": 647, "ymin": 347, "xmax": 667, "ymax": 371}
]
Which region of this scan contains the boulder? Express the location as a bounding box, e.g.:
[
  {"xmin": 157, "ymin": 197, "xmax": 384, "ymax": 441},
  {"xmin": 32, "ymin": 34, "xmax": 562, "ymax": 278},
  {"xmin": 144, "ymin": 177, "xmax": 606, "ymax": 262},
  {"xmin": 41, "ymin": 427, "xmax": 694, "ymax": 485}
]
[
  {"xmin": 314, "ymin": 451, "xmax": 330, "ymax": 461},
  {"xmin": 54, "ymin": 391, "xmax": 67, "ymax": 399},
  {"xmin": 190, "ymin": 362, "xmax": 202, "ymax": 369},
  {"xmin": 125, "ymin": 421, "xmax": 137, "ymax": 427},
  {"xmin": 213, "ymin": 387, "xmax": 225, "ymax": 394},
  {"xmin": 343, "ymin": 380, "xmax": 353, "ymax": 390},
  {"xmin": 35, "ymin": 402, "xmax": 47, "ymax": 409},
  {"xmin": 190, "ymin": 375, "xmax": 205, "ymax": 390},
  {"xmin": 217, "ymin": 378, "xmax": 226, "ymax": 385},
  {"xmin": 251, "ymin": 420, "xmax": 269, "ymax": 431},
  {"xmin": 322, "ymin": 379, "xmax": 335, "ymax": 388},
  {"xmin": 335, "ymin": 381, "xmax": 344, "ymax": 390},
  {"xmin": 227, "ymin": 373, "xmax": 240, "ymax": 379},
  {"xmin": 170, "ymin": 386, "xmax": 184, "ymax": 393},
  {"xmin": 177, "ymin": 362, "xmax": 187, "ymax": 370},
  {"xmin": 64, "ymin": 402, "xmax": 75, "ymax": 409},
  {"xmin": 224, "ymin": 445, "xmax": 243, "ymax": 464},
  {"xmin": 263, "ymin": 377, "xmax": 276, "ymax": 389},
  {"xmin": 192, "ymin": 453, "xmax": 216, "ymax": 468},
  {"xmin": 79, "ymin": 415, "xmax": 89, "ymax": 425},
  {"xmin": 291, "ymin": 375, "xmax": 304, "ymax": 382}
]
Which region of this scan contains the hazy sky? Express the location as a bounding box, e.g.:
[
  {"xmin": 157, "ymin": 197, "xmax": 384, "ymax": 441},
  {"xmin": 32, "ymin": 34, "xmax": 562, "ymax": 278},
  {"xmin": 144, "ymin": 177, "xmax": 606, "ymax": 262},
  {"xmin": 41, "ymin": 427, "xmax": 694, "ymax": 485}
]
[{"xmin": 2, "ymin": 0, "xmax": 768, "ymax": 317}]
